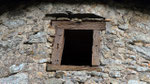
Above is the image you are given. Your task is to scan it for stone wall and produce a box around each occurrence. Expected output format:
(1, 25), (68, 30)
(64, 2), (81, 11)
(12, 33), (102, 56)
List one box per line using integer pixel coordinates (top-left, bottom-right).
(0, 2), (150, 84)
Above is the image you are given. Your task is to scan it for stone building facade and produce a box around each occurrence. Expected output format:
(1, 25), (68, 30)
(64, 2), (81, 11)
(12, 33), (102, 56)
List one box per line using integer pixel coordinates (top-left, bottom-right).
(0, 0), (150, 84)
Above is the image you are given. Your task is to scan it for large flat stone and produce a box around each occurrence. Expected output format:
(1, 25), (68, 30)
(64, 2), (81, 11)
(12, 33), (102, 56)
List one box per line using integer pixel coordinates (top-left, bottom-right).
(0, 73), (28, 84)
(28, 32), (47, 43)
(3, 19), (26, 29)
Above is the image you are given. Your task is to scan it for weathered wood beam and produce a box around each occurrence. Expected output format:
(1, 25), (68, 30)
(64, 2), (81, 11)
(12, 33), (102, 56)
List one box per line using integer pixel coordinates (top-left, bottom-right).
(52, 21), (106, 30)
(92, 30), (101, 66)
(51, 28), (64, 65)
(47, 64), (101, 71)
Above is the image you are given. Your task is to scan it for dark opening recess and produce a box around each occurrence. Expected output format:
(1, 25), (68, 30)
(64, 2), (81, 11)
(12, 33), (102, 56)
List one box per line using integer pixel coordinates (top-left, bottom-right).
(61, 30), (93, 66)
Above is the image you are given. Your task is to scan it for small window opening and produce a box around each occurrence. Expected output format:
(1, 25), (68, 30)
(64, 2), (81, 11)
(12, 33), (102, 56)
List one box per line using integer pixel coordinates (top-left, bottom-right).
(61, 30), (93, 66)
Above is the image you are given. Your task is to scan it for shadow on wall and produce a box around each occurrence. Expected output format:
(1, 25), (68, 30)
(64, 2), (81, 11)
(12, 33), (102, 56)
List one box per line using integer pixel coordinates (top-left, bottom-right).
(0, 0), (150, 15)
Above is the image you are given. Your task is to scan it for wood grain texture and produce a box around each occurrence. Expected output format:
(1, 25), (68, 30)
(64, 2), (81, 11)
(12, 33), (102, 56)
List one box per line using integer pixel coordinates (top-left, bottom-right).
(52, 21), (106, 30)
(92, 30), (101, 66)
(47, 64), (101, 71)
(51, 28), (64, 65)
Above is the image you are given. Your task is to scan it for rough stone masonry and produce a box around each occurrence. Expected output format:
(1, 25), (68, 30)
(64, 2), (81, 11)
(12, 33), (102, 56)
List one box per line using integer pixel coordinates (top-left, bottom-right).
(0, 1), (150, 84)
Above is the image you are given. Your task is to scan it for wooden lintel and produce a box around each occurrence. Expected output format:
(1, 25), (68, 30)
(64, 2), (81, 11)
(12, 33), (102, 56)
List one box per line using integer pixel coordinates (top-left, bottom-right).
(47, 64), (101, 72)
(52, 21), (106, 30)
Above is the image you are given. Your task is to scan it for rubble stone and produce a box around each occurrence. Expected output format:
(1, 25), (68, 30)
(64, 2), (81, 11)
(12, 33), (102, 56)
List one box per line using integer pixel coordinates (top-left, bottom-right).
(0, 1), (150, 84)
(3, 19), (26, 29)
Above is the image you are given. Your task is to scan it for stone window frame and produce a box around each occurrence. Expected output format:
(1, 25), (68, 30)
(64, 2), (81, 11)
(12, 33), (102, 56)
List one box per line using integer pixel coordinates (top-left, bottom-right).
(47, 20), (105, 71)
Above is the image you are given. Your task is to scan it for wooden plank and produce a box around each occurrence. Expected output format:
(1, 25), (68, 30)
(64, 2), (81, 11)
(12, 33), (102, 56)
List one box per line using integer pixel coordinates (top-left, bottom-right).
(51, 28), (64, 65)
(47, 64), (101, 72)
(52, 21), (105, 30)
(92, 30), (101, 66)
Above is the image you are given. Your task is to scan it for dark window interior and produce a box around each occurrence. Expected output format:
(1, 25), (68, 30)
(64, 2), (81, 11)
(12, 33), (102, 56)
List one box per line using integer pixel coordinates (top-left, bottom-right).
(61, 30), (93, 66)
